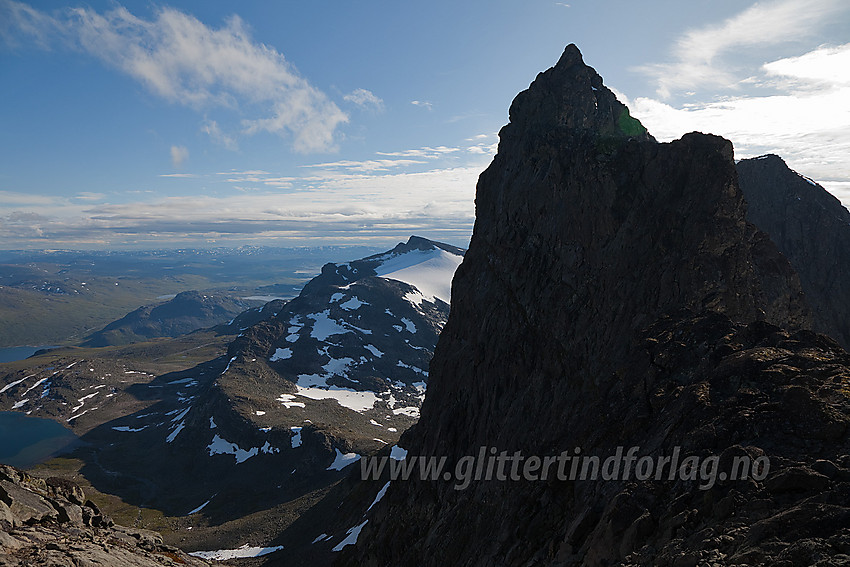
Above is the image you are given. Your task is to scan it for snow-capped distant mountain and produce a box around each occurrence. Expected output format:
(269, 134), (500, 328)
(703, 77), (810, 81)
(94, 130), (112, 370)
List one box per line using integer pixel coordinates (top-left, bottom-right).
(224, 235), (465, 417)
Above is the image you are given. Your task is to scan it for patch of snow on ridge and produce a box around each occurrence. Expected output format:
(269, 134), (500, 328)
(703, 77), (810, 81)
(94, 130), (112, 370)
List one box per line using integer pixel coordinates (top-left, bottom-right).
(332, 520), (368, 551)
(327, 448), (361, 471)
(308, 310), (348, 340)
(277, 394), (306, 409)
(364, 344), (384, 358)
(295, 385), (377, 412)
(207, 434), (259, 463)
(190, 544), (284, 560)
(374, 248), (462, 305)
(340, 296), (368, 310)
(270, 348), (292, 361)
(367, 481), (391, 513)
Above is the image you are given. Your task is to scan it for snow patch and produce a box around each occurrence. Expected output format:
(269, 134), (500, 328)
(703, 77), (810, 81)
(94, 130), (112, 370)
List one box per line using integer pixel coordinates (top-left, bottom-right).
(270, 348), (293, 361)
(327, 448), (361, 471)
(367, 481), (391, 513)
(277, 394), (306, 409)
(290, 426), (302, 448)
(189, 544), (284, 561)
(364, 344), (384, 358)
(340, 296), (368, 310)
(332, 520), (368, 551)
(207, 434), (259, 464)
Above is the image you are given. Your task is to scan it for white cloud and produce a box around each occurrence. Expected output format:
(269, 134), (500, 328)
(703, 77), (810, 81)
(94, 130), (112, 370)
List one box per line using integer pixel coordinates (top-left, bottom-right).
(301, 159), (427, 172)
(344, 88), (384, 111)
(639, 0), (846, 97)
(170, 145), (189, 168)
(763, 43), (850, 89)
(201, 119), (238, 150)
(73, 192), (106, 202)
(411, 100), (433, 110)
(624, 85), (850, 186)
(4, 2), (348, 153)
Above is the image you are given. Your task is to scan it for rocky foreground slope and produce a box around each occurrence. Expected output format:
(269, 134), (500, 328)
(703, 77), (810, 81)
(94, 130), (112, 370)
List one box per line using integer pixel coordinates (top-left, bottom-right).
(0, 464), (210, 566)
(342, 45), (850, 566)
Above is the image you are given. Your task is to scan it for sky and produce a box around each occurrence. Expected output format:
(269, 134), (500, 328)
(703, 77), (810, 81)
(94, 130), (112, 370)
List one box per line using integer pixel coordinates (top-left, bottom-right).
(1, 0), (849, 250)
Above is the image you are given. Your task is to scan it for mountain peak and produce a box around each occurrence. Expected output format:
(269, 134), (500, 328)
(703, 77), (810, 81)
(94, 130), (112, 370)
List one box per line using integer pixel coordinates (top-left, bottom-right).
(503, 43), (652, 144)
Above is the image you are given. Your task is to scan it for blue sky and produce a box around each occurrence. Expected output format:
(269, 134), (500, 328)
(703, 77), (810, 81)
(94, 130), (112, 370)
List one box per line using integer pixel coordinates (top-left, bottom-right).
(1, 0), (849, 250)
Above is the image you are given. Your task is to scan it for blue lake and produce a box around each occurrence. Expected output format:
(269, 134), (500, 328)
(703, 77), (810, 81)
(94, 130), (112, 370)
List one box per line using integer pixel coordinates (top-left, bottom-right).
(0, 411), (79, 469)
(0, 346), (58, 364)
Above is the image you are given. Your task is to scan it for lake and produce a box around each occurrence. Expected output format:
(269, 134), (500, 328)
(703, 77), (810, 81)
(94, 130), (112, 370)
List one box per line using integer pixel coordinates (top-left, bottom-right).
(0, 346), (59, 364)
(0, 411), (79, 469)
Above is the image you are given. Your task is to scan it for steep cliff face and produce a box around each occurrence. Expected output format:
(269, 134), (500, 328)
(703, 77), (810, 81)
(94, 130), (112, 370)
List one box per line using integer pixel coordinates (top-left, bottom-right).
(342, 45), (850, 566)
(738, 154), (850, 350)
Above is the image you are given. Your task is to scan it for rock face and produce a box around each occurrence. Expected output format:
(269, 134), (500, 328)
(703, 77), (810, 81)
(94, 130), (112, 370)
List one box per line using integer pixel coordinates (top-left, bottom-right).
(738, 154), (850, 350)
(342, 45), (850, 566)
(82, 290), (255, 347)
(0, 465), (208, 567)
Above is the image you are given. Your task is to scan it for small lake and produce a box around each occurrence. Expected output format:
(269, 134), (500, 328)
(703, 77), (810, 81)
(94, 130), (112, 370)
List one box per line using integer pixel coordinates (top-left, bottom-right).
(0, 346), (59, 364)
(0, 411), (79, 469)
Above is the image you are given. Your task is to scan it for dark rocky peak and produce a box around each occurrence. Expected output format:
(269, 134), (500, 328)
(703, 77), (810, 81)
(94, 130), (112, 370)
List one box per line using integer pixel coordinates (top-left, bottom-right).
(468, 45), (809, 389)
(501, 44), (653, 150)
(738, 154), (850, 349)
(342, 45), (848, 567)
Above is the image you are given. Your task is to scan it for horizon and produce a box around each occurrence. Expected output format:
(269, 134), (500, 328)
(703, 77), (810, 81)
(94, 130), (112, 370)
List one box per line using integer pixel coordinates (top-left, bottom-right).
(2, 0), (849, 251)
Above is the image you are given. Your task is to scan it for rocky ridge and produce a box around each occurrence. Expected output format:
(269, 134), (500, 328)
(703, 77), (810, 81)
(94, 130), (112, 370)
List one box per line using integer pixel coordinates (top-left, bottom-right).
(737, 154), (850, 350)
(341, 45), (850, 566)
(0, 464), (210, 566)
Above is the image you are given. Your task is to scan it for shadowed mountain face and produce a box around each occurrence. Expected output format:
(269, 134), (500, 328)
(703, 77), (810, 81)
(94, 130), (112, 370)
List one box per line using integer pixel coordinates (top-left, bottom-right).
(342, 45), (850, 566)
(82, 291), (257, 347)
(738, 154), (850, 350)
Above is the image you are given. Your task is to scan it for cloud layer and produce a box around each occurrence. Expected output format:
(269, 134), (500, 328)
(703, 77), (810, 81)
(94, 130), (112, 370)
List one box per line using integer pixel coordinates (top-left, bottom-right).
(2, 1), (348, 153)
(626, 1), (850, 196)
(638, 0), (846, 98)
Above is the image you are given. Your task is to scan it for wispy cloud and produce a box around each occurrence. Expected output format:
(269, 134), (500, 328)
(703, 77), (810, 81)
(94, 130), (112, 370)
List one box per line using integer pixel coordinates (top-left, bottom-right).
(411, 100), (433, 111)
(621, 67), (850, 189)
(344, 88), (384, 111)
(301, 159), (427, 172)
(201, 119), (238, 150)
(638, 0), (846, 98)
(2, 1), (348, 153)
(72, 192), (106, 202)
(763, 43), (850, 89)
(170, 145), (189, 168)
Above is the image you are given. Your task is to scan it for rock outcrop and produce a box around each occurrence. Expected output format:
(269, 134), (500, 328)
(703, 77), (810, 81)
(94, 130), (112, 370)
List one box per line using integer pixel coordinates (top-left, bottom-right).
(0, 465), (209, 566)
(341, 45), (850, 566)
(738, 154), (850, 350)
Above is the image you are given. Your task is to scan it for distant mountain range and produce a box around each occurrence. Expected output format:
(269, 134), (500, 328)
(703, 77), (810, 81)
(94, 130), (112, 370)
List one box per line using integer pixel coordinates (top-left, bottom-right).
(81, 291), (260, 347)
(0, 236), (463, 563)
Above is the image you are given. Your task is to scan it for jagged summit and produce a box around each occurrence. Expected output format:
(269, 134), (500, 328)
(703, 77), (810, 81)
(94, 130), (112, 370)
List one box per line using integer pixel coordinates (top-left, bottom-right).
(502, 43), (653, 146)
(344, 46), (850, 567)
